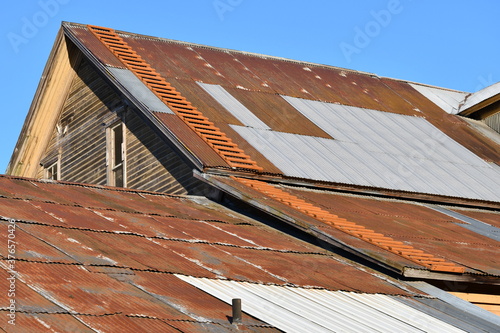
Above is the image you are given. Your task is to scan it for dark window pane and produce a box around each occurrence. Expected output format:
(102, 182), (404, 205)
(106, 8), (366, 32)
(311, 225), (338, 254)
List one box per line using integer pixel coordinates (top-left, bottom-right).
(113, 125), (123, 165)
(114, 165), (123, 187)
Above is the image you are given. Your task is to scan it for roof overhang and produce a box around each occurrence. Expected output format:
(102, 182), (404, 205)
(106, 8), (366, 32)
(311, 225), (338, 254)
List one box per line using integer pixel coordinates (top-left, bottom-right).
(459, 82), (500, 119)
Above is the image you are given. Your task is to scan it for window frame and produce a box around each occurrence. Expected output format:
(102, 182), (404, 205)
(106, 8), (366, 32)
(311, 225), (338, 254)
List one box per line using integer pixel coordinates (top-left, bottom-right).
(107, 122), (126, 187)
(44, 160), (60, 181)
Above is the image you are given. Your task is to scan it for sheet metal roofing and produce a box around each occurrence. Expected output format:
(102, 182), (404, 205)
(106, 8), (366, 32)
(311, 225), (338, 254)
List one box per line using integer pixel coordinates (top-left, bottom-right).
(0, 175), (435, 331)
(179, 276), (495, 333)
(203, 174), (500, 278)
(63, 22), (500, 203)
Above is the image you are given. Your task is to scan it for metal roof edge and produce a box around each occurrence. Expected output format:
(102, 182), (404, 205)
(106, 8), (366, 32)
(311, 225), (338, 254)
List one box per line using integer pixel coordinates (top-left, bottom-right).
(201, 168), (500, 211)
(0, 173), (193, 199)
(395, 79), (470, 95)
(459, 81), (500, 117)
(61, 22), (382, 79)
(408, 281), (500, 328)
(403, 267), (500, 284)
(62, 23), (206, 172)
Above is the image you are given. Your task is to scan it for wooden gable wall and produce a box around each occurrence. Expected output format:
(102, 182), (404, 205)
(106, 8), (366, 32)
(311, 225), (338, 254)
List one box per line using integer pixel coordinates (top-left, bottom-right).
(38, 57), (209, 195)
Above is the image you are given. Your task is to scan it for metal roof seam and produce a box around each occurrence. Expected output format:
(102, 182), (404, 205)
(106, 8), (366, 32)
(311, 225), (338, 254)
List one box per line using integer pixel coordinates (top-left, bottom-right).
(3, 194), (246, 223)
(9, 218), (342, 255)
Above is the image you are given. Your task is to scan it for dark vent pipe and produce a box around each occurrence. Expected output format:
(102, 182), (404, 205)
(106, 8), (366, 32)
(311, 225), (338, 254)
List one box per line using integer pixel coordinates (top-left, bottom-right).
(232, 298), (242, 324)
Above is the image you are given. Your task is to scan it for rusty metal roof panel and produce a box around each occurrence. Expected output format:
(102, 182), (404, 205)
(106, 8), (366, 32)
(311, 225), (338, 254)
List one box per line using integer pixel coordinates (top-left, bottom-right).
(1, 175), (439, 330)
(189, 46), (276, 94)
(203, 174), (500, 276)
(66, 24), (500, 200)
(0, 175), (417, 283)
(75, 315), (179, 333)
(451, 208), (500, 228)
(197, 82), (271, 130)
(426, 205), (500, 242)
(0, 222), (76, 264)
(2, 313), (96, 332)
(0, 267), (65, 314)
(64, 23), (124, 68)
(14, 261), (193, 318)
(279, 185), (500, 275)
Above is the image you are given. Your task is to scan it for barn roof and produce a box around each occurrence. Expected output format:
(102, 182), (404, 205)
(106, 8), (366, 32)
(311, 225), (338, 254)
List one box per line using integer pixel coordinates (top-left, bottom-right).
(61, 22), (500, 204)
(1, 175), (498, 332)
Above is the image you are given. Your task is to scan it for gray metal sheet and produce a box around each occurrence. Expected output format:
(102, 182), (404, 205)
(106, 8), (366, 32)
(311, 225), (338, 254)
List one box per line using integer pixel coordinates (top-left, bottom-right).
(485, 112), (500, 133)
(231, 96), (500, 202)
(106, 67), (173, 114)
(426, 205), (500, 242)
(178, 275), (468, 333)
(393, 295), (500, 333)
(197, 82), (270, 130)
(410, 83), (467, 114)
(408, 282), (500, 329)
(460, 81), (500, 113)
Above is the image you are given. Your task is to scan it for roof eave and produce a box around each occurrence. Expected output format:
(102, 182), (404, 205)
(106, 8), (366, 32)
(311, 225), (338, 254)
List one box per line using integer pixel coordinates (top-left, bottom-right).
(404, 267), (500, 285)
(459, 82), (500, 119)
(200, 167), (500, 210)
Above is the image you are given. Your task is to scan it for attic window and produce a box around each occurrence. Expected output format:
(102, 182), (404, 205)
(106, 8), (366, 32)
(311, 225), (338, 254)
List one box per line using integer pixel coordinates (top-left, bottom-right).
(107, 122), (126, 187)
(45, 161), (59, 181)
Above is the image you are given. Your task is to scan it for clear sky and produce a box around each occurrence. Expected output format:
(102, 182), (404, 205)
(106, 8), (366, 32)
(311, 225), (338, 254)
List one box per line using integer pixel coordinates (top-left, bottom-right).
(1, 0), (499, 173)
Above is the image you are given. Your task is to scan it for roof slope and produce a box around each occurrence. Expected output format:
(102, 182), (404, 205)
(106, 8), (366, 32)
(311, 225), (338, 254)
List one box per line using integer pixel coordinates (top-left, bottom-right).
(202, 174), (500, 281)
(1, 175), (498, 332)
(0, 175), (422, 331)
(62, 22), (500, 203)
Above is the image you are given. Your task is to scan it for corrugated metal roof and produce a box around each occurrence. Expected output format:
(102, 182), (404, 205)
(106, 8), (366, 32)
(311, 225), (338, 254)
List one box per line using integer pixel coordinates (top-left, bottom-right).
(1, 175), (431, 331)
(63, 22), (500, 203)
(107, 67), (174, 114)
(177, 276), (474, 333)
(277, 96), (500, 202)
(459, 81), (500, 113)
(409, 83), (468, 114)
(231, 114), (500, 203)
(426, 205), (500, 242)
(197, 82), (271, 130)
(408, 281), (500, 331)
(202, 174), (500, 277)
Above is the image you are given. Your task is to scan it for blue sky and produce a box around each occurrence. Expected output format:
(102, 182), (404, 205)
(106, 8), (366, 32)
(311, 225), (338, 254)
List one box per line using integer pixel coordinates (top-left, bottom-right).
(1, 0), (499, 173)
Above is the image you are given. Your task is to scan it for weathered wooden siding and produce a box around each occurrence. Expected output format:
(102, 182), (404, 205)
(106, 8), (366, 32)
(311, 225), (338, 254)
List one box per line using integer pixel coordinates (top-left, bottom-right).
(38, 58), (117, 184)
(39, 59), (209, 195)
(125, 110), (209, 195)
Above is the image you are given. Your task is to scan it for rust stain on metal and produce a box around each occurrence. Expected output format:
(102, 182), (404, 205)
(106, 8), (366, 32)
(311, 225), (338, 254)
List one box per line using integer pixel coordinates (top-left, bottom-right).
(233, 177), (466, 274)
(86, 24), (262, 172)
